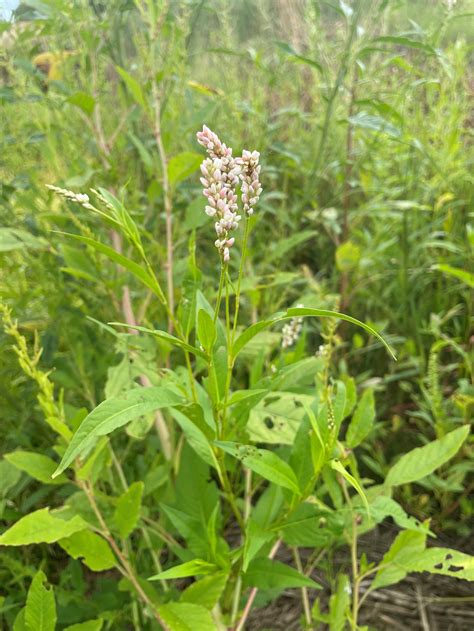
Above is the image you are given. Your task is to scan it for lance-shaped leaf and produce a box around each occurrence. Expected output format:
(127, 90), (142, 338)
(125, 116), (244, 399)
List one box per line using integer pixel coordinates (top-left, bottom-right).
(113, 481), (144, 538)
(331, 459), (370, 516)
(5, 451), (67, 485)
(157, 603), (215, 631)
(215, 441), (300, 494)
(53, 387), (183, 477)
(346, 388), (375, 448)
(56, 233), (165, 301)
(385, 425), (470, 487)
(109, 323), (208, 360)
(149, 559), (218, 581)
(0, 508), (87, 546)
(243, 558), (321, 590)
(25, 571), (56, 631)
(233, 308), (395, 360)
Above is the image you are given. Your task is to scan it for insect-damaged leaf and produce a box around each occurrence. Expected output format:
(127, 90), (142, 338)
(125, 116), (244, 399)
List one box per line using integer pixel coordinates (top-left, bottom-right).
(214, 442), (300, 494)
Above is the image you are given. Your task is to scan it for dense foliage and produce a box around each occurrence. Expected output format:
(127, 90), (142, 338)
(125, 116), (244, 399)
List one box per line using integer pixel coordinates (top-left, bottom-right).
(0, 1), (472, 630)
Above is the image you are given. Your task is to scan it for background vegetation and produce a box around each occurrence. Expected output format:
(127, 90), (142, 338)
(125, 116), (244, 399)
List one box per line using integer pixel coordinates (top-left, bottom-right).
(0, 0), (472, 629)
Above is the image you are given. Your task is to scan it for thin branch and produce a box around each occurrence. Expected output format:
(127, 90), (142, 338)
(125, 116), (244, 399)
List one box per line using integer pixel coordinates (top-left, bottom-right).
(234, 539), (282, 631)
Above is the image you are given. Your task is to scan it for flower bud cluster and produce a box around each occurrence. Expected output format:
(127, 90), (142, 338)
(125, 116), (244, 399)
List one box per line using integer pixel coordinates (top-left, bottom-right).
(197, 125), (263, 262)
(46, 184), (94, 210)
(197, 125), (242, 262)
(281, 304), (304, 349)
(236, 149), (262, 216)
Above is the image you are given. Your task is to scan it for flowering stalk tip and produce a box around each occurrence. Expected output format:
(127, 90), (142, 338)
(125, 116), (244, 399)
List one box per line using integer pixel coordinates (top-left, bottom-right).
(196, 125), (262, 261)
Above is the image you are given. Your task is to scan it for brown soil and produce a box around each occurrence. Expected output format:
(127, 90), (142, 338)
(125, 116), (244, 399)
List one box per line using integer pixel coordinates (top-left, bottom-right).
(246, 526), (474, 631)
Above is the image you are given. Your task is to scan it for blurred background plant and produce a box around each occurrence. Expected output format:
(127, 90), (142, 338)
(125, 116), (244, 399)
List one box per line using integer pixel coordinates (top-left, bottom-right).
(1, 0), (472, 628)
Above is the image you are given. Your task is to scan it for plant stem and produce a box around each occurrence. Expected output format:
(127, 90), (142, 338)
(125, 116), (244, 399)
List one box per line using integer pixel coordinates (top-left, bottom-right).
(230, 469), (252, 627)
(232, 217), (250, 343)
(80, 480), (169, 629)
(304, 0), (362, 205)
(214, 263), (226, 324)
(342, 481), (359, 630)
(293, 547), (313, 629)
(234, 539), (282, 631)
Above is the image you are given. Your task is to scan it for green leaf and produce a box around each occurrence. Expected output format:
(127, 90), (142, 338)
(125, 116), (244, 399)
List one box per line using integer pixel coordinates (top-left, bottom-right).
(399, 547), (474, 581)
(227, 389), (267, 407)
(335, 241), (361, 272)
(169, 407), (218, 469)
(58, 530), (116, 571)
(57, 233), (165, 300)
(373, 35), (435, 54)
(168, 152), (202, 186)
(181, 573), (228, 609)
(53, 387), (183, 477)
(329, 574), (350, 631)
(367, 496), (432, 534)
(276, 41), (323, 73)
(342, 376), (357, 419)
(13, 609), (27, 631)
(5, 452), (67, 485)
(0, 460), (21, 497)
(110, 323), (208, 360)
(116, 66), (147, 109)
(113, 481), (144, 538)
(197, 309), (216, 353)
(385, 425), (470, 487)
(243, 558), (321, 590)
(0, 228), (44, 252)
(330, 460), (370, 516)
(247, 392), (315, 445)
(348, 112), (401, 138)
(434, 264), (474, 288)
(64, 620), (104, 631)
(67, 92), (95, 115)
(346, 388), (375, 448)
(149, 559), (218, 581)
(242, 520), (275, 571)
(267, 230), (317, 263)
(24, 571), (56, 631)
(0, 509), (87, 546)
(157, 602), (215, 631)
(233, 308), (395, 361)
(215, 442), (300, 494)
(372, 530), (426, 590)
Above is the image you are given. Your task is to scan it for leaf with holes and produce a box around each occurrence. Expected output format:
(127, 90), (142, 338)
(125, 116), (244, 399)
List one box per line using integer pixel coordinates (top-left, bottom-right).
(215, 442), (300, 494)
(247, 392), (315, 444)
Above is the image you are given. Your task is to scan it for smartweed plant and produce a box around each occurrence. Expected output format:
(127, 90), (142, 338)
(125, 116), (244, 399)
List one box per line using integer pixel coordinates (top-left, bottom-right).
(1, 127), (472, 631)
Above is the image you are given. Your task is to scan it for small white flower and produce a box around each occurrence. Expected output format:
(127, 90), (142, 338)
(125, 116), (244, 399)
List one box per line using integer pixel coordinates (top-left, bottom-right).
(281, 304), (304, 349)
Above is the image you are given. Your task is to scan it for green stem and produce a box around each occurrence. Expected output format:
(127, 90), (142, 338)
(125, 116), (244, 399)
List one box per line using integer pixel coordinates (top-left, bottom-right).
(214, 263), (226, 324)
(232, 217), (250, 344)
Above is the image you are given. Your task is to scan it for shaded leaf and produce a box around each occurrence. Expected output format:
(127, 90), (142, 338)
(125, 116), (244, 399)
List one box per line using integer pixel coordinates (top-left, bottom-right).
(244, 558), (321, 590)
(346, 388), (375, 448)
(385, 426), (470, 487)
